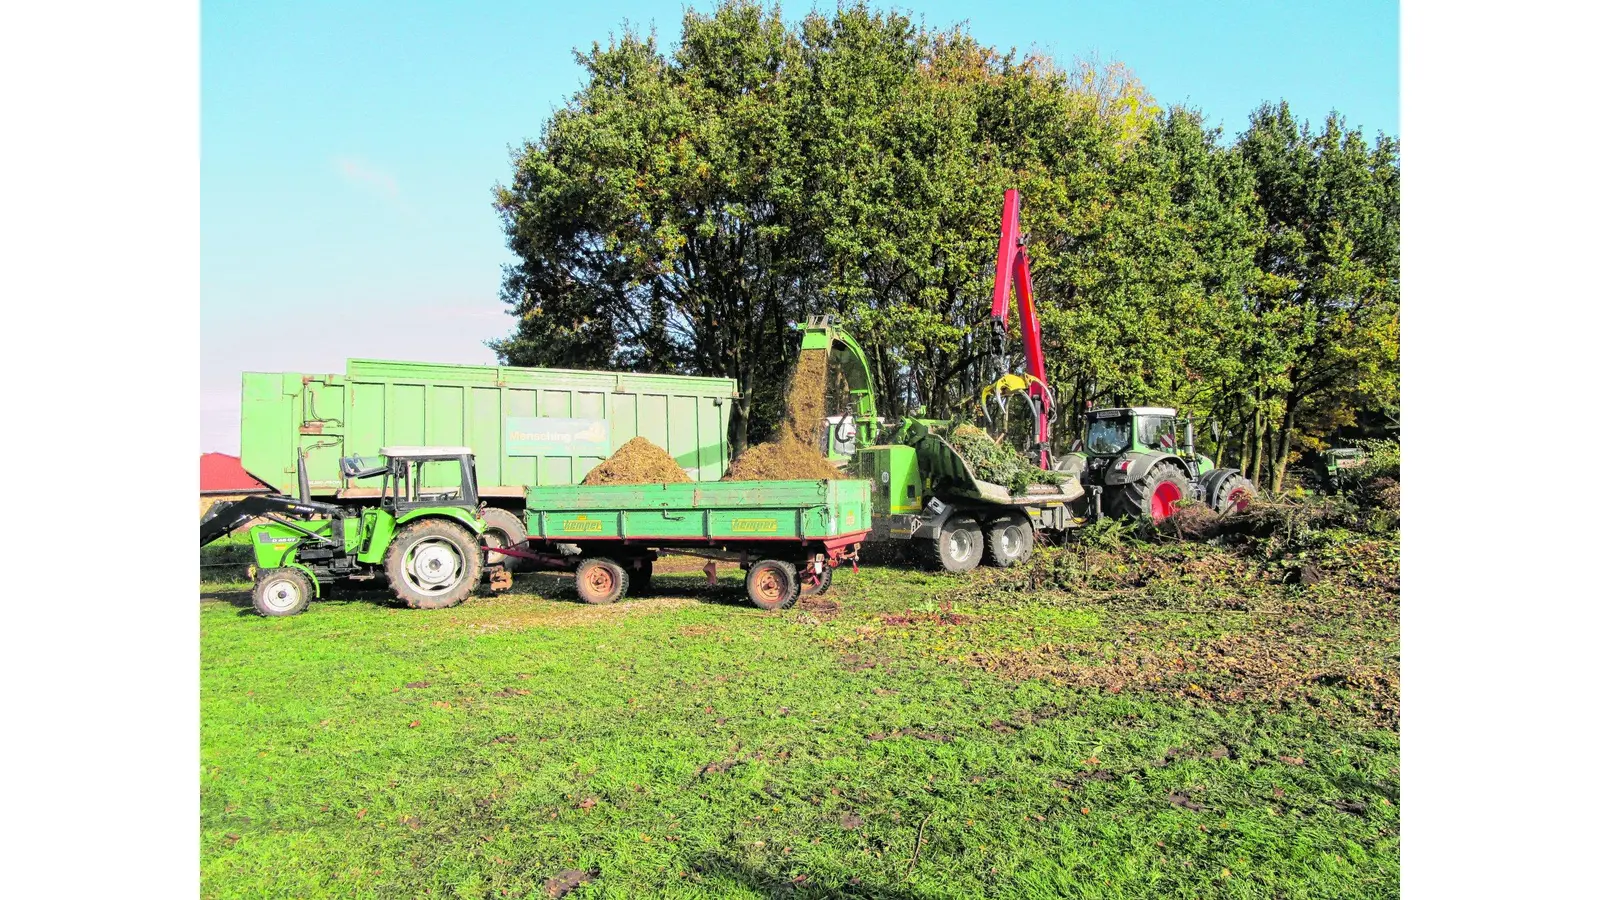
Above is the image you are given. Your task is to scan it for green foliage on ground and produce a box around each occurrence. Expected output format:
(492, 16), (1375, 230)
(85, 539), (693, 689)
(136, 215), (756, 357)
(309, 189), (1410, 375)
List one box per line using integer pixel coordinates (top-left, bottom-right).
(492, 0), (1399, 476)
(202, 515), (1398, 898)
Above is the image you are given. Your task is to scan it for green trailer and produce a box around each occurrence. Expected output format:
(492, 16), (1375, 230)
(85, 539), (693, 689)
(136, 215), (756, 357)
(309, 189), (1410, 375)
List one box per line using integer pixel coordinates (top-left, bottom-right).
(497, 479), (873, 611)
(238, 358), (739, 564)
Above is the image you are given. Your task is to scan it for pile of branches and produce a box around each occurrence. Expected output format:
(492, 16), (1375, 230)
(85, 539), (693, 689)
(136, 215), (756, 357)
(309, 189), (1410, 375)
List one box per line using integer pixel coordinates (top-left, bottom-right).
(945, 424), (1066, 494)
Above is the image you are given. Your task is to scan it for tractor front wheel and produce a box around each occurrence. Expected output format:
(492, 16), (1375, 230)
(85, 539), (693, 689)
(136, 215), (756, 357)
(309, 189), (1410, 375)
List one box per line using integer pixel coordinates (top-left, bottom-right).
(1107, 462), (1192, 523)
(384, 519), (483, 610)
(252, 568), (313, 617)
(1209, 472), (1254, 515)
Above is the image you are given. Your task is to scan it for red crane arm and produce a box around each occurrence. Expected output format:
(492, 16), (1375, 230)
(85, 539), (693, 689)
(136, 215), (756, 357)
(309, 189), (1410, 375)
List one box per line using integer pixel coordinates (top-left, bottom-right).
(989, 188), (1052, 466)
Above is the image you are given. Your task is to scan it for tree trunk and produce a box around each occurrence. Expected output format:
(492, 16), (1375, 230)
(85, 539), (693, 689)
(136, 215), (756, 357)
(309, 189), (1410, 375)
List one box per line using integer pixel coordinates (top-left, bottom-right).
(1248, 402), (1265, 487)
(1270, 402), (1298, 492)
(730, 395), (750, 458)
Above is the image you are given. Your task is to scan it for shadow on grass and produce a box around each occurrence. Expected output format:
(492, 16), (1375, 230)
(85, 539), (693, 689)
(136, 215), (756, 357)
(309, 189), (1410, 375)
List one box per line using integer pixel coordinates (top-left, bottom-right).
(201, 582), (403, 617)
(516, 569), (755, 609)
(692, 853), (928, 899)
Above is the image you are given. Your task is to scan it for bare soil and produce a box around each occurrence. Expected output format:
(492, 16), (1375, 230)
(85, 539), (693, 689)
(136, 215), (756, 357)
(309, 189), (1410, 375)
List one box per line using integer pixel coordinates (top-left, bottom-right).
(582, 437), (691, 485)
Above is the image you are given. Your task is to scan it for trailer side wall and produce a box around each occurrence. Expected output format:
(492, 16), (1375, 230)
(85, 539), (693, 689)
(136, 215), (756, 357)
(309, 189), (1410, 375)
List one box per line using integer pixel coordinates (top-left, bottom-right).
(240, 360), (737, 504)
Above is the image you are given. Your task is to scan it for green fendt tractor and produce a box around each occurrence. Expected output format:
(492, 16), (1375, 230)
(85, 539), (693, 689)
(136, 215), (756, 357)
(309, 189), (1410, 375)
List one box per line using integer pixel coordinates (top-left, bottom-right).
(200, 447), (487, 616)
(1053, 408), (1253, 521)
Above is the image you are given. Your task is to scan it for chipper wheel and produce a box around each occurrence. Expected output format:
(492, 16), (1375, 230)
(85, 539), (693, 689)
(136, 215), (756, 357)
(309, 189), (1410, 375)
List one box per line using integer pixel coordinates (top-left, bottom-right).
(252, 568), (314, 617)
(799, 562), (834, 598)
(1208, 471), (1254, 515)
(1106, 461), (1191, 523)
(927, 514), (983, 573)
(384, 519), (483, 610)
(984, 512), (1035, 568)
(575, 557), (629, 605)
(480, 507), (528, 574)
(745, 559), (801, 611)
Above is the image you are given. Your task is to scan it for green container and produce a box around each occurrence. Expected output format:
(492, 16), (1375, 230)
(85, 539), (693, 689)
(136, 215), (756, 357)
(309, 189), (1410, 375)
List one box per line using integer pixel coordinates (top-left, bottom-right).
(524, 479), (872, 544)
(239, 359), (738, 503)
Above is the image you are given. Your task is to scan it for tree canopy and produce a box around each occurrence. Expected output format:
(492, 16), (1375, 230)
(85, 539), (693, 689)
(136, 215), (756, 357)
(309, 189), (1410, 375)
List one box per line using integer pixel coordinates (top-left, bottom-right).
(493, 1), (1398, 487)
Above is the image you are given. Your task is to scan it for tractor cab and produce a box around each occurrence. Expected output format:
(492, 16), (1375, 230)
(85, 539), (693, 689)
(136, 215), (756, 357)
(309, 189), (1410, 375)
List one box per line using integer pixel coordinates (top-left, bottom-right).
(1081, 407), (1188, 459)
(340, 446), (481, 514)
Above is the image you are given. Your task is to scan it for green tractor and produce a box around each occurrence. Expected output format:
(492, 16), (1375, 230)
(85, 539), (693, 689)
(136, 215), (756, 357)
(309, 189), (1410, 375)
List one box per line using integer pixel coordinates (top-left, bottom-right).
(1054, 407), (1253, 522)
(200, 446), (488, 616)
(1319, 447), (1370, 491)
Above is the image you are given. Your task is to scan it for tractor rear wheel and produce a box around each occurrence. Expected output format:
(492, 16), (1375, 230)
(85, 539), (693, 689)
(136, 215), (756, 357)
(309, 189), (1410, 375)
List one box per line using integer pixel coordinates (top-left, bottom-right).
(932, 515), (983, 573)
(1209, 472), (1254, 515)
(984, 513), (1035, 567)
(1107, 461), (1191, 523)
(575, 557), (629, 604)
(384, 519), (483, 610)
(480, 508), (528, 574)
(252, 568), (313, 617)
(745, 559), (800, 611)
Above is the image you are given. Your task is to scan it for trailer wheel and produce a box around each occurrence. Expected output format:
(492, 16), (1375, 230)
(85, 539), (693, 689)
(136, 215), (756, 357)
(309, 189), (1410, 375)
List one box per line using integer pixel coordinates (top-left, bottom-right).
(480, 508), (528, 574)
(384, 519), (483, 610)
(575, 557), (629, 604)
(252, 568), (313, 617)
(617, 557), (654, 595)
(746, 559), (800, 611)
(984, 513), (1035, 567)
(933, 515), (983, 573)
(800, 562), (834, 598)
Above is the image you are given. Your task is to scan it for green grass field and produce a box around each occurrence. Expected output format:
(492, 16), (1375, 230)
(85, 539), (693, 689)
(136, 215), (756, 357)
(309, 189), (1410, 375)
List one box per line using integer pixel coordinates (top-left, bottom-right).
(201, 530), (1398, 899)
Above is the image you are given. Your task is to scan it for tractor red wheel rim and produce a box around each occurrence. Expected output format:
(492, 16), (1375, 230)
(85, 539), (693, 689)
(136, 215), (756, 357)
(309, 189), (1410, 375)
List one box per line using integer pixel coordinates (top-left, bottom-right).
(753, 569), (784, 603)
(585, 567), (615, 594)
(1227, 487), (1251, 512)
(1151, 481), (1183, 521)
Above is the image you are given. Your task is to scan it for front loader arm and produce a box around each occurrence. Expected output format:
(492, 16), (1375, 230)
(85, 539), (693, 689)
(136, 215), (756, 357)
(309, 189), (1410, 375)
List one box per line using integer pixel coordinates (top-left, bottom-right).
(989, 189), (1053, 467)
(200, 494), (344, 547)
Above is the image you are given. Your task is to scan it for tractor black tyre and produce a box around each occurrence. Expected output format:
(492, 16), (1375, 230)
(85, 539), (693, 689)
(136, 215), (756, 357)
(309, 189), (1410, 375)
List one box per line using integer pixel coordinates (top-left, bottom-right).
(383, 519), (483, 610)
(575, 557), (629, 605)
(1105, 461), (1192, 523)
(746, 559), (801, 610)
(984, 513), (1035, 568)
(252, 568), (314, 617)
(1208, 471), (1255, 515)
(934, 515), (984, 573)
(799, 563), (834, 597)
(480, 507), (528, 574)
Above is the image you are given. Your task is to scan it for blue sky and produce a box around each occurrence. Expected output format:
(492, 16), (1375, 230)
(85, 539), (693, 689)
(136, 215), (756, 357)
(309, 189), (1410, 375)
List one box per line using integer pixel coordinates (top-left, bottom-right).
(201, 0), (1398, 453)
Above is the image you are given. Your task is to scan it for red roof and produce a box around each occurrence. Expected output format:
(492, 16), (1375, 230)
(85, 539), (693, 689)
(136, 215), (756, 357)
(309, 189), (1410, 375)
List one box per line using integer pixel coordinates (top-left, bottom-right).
(201, 453), (275, 494)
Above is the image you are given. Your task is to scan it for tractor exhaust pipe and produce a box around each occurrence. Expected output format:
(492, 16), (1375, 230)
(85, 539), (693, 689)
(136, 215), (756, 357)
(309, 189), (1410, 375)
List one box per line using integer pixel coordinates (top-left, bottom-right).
(297, 450), (312, 503)
(1185, 420), (1195, 460)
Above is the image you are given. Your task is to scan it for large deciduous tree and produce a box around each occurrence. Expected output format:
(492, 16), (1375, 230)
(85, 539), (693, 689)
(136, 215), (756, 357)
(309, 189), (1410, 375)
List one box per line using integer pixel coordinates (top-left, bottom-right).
(492, 1), (1399, 484)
